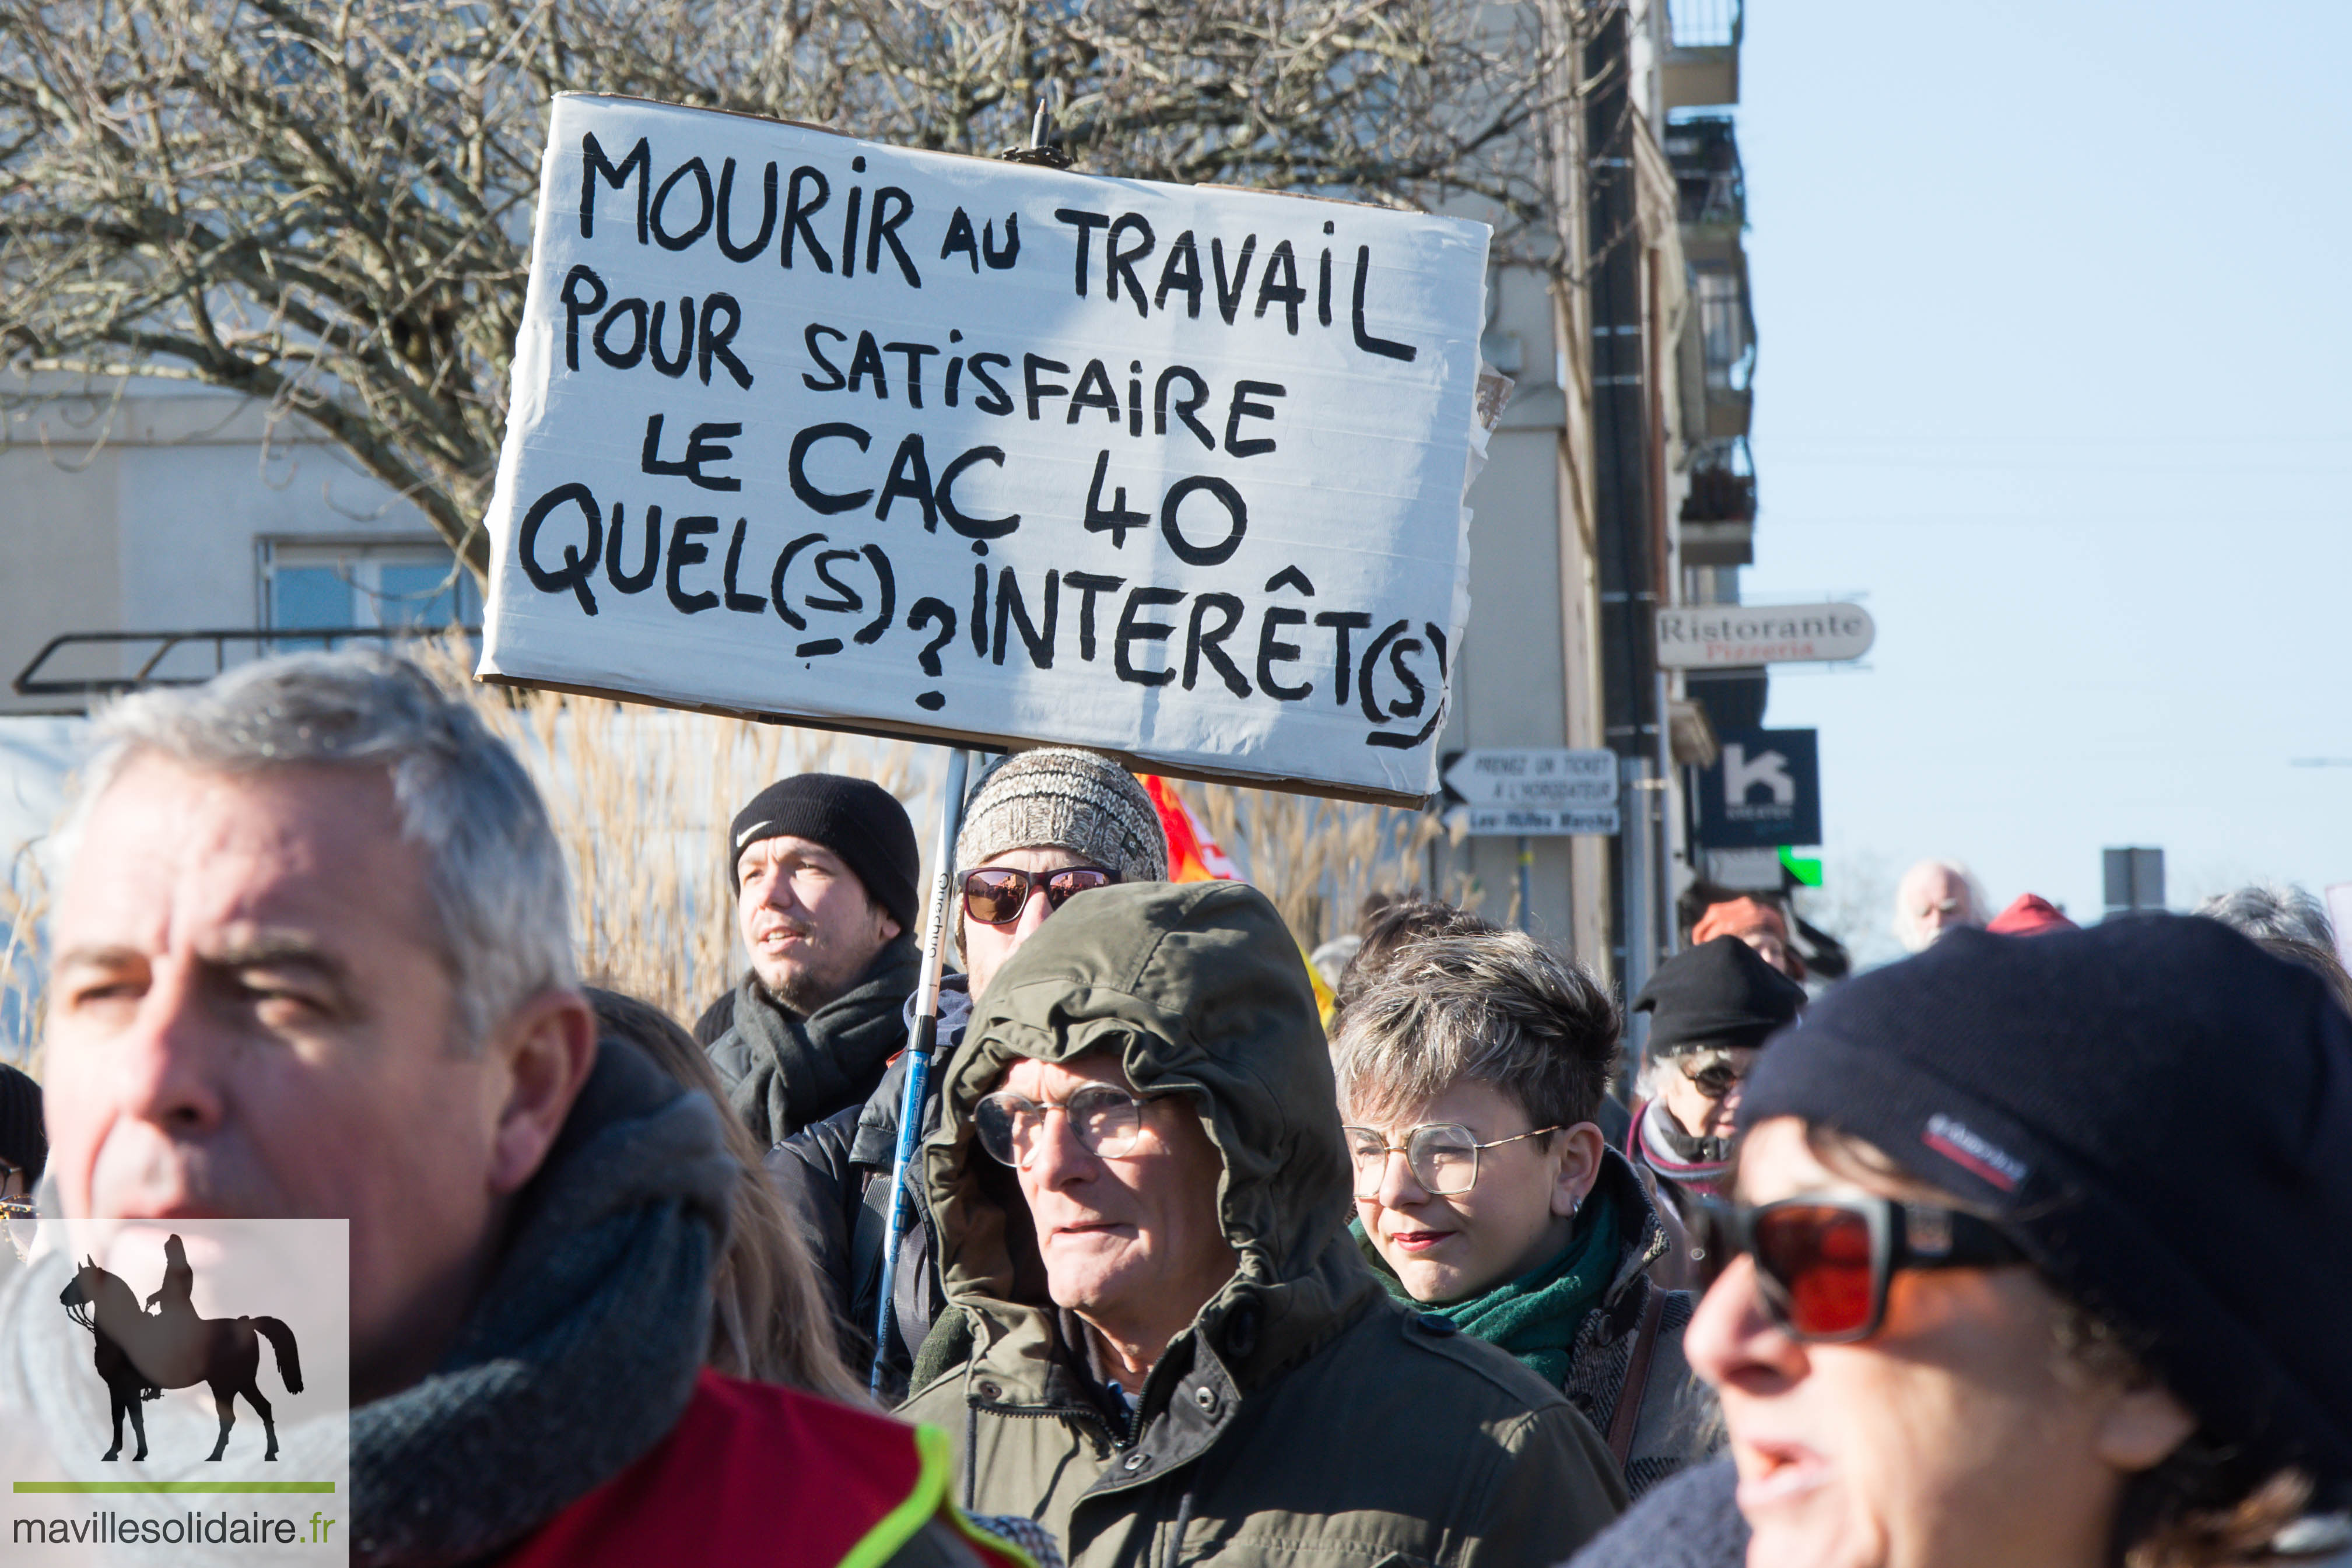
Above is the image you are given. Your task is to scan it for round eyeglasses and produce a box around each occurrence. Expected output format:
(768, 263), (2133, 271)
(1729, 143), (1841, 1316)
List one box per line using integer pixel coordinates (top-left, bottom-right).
(961, 865), (1119, 927)
(1341, 1122), (1566, 1198)
(975, 1083), (1166, 1167)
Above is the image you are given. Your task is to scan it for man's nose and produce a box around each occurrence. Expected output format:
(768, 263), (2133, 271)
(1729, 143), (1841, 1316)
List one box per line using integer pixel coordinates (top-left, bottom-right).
(113, 966), (229, 1136)
(1011, 884), (1057, 941)
(1024, 1105), (1098, 1188)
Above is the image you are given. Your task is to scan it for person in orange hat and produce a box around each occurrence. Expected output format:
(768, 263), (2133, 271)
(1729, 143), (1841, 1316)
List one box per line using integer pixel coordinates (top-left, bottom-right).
(1688, 897), (1804, 982)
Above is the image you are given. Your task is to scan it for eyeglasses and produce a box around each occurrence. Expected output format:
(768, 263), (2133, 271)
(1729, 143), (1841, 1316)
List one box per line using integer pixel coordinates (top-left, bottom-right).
(1689, 1194), (2027, 1342)
(1341, 1122), (1566, 1199)
(960, 866), (1119, 927)
(975, 1083), (1166, 1166)
(0, 1198), (31, 1222)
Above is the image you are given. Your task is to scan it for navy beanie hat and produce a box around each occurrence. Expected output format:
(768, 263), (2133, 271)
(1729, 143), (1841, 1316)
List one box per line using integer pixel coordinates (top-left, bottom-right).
(1740, 916), (2352, 1484)
(0, 1062), (44, 1190)
(728, 774), (920, 934)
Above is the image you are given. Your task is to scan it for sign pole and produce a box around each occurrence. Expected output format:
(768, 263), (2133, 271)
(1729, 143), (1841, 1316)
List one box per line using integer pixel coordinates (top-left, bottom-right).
(870, 744), (971, 1395)
(1516, 836), (1533, 931)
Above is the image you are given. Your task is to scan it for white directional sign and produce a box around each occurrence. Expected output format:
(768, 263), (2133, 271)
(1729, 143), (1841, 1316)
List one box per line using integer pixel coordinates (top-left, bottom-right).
(1655, 602), (1875, 669)
(1442, 748), (1619, 836)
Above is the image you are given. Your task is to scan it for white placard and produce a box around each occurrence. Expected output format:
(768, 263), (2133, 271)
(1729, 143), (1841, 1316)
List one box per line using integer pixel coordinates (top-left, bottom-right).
(477, 94), (1492, 804)
(1655, 602), (1876, 668)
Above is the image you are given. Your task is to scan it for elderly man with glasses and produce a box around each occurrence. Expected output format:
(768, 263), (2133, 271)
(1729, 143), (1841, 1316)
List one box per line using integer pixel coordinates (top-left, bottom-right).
(898, 880), (1624, 1568)
(770, 748), (1168, 1399)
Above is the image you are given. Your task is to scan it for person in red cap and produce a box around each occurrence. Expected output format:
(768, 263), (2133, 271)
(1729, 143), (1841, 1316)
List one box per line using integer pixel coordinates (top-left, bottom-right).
(1985, 893), (2077, 935)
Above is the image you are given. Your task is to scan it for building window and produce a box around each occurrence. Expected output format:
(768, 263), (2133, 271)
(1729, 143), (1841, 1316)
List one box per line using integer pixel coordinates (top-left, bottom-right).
(1694, 266), (1755, 393)
(260, 539), (480, 634)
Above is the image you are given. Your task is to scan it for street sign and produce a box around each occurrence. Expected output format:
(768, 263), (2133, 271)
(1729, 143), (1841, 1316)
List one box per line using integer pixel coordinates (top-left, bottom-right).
(1462, 805), (1621, 836)
(1695, 728), (1820, 849)
(1656, 603), (1874, 669)
(1442, 748), (1619, 836)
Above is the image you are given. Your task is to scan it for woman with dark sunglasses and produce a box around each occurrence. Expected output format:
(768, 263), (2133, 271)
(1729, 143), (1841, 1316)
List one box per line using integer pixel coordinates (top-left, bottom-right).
(766, 748), (1168, 1401)
(1576, 915), (2352, 1568)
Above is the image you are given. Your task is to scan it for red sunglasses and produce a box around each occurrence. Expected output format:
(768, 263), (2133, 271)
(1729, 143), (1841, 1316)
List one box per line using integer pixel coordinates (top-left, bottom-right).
(1689, 1194), (2026, 1342)
(959, 865), (1118, 927)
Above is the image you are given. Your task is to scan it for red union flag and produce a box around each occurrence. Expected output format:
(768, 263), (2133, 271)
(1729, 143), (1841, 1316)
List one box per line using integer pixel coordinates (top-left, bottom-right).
(1140, 775), (1238, 883)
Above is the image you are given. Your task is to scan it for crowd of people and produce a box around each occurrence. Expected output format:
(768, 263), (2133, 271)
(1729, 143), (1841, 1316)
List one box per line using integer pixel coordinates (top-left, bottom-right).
(0, 646), (2345, 1568)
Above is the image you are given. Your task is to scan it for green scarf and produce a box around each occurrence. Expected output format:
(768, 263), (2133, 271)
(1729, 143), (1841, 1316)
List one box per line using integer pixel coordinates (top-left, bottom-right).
(1356, 1186), (1619, 1387)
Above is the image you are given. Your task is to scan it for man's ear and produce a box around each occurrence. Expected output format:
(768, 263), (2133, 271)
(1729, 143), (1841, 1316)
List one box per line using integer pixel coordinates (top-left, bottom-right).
(2094, 1382), (2197, 1474)
(484, 988), (599, 1197)
(1551, 1121), (1607, 1218)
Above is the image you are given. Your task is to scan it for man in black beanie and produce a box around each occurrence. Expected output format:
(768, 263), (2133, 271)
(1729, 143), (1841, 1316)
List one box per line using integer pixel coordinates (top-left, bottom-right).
(703, 774), (925, 1145)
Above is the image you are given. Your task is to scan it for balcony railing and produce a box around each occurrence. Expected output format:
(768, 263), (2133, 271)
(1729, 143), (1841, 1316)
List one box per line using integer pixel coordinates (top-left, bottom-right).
(1681, 439), (1757, 524)
(1667, 0), (1743, 50)
(15, 626), (479, 701)
(1664, 113), (1745, 230)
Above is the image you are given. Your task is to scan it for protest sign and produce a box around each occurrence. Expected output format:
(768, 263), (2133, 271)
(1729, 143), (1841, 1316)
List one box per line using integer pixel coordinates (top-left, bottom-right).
(478, 94), (1492, 804)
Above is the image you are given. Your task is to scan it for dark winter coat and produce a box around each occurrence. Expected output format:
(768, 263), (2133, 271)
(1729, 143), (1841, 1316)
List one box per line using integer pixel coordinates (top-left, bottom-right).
(898, 881), (1627, 1568)
(767, 976), (973, 1399)
(706, 935), (923, 1145)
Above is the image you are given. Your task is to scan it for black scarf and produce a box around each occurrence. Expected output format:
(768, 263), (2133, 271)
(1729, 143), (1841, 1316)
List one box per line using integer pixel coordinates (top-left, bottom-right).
(350, 1040), (735, 1567)
(727, 935), (923, 1144)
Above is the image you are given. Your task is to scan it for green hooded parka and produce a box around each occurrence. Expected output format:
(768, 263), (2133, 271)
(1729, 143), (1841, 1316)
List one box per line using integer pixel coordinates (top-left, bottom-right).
(899, 881), (1626, 1568)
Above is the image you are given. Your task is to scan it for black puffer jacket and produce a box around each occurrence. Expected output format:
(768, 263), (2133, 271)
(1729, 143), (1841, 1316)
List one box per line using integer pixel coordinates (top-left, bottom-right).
(766, 976), (972, 1401)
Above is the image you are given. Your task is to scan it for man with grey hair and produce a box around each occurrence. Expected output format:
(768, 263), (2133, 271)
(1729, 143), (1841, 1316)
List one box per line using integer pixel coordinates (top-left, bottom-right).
(14, 650), (997, 1567)
(770, 746), (1168, 1398)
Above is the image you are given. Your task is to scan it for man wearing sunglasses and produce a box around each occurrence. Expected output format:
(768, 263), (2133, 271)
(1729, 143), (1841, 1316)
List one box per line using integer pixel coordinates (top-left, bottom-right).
(770, 748), (1167, 1399)
(899, 880), (1625, 1568)
(1625, 936), (1807, 1281)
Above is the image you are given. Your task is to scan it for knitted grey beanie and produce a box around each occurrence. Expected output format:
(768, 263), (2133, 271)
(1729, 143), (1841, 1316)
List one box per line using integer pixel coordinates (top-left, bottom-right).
(955, 749), (1169, 883)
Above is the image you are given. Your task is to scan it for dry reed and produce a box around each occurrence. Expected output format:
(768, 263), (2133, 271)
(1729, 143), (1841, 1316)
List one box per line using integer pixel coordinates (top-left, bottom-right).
(0, 639), (1459, 1060)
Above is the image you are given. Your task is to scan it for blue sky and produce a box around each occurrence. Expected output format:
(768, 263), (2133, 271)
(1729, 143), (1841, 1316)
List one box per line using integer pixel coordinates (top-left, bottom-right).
(1734, 0), (2352, 951)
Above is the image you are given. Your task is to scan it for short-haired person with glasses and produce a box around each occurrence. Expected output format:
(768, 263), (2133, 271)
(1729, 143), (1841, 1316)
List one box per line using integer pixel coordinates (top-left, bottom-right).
(770, 748), (1167, 1399)
(1572, 917), (2352, 1568)
(900, 880), (1625, 1568)
(1330, 931), (1719, 1499)
(1624, 936), (1808, 1288)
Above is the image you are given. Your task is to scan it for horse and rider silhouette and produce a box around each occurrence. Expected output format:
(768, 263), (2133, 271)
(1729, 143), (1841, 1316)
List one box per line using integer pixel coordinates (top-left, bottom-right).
(58, 1234), (303, 1463)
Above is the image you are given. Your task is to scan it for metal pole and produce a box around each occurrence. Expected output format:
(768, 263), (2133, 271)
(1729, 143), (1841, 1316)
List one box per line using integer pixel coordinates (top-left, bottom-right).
(1655, 668), (1676, 960)
(870, 745), (970, 1395)
(1620, 753), (1654, 1062)
(1516, 835), (1533, 931)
